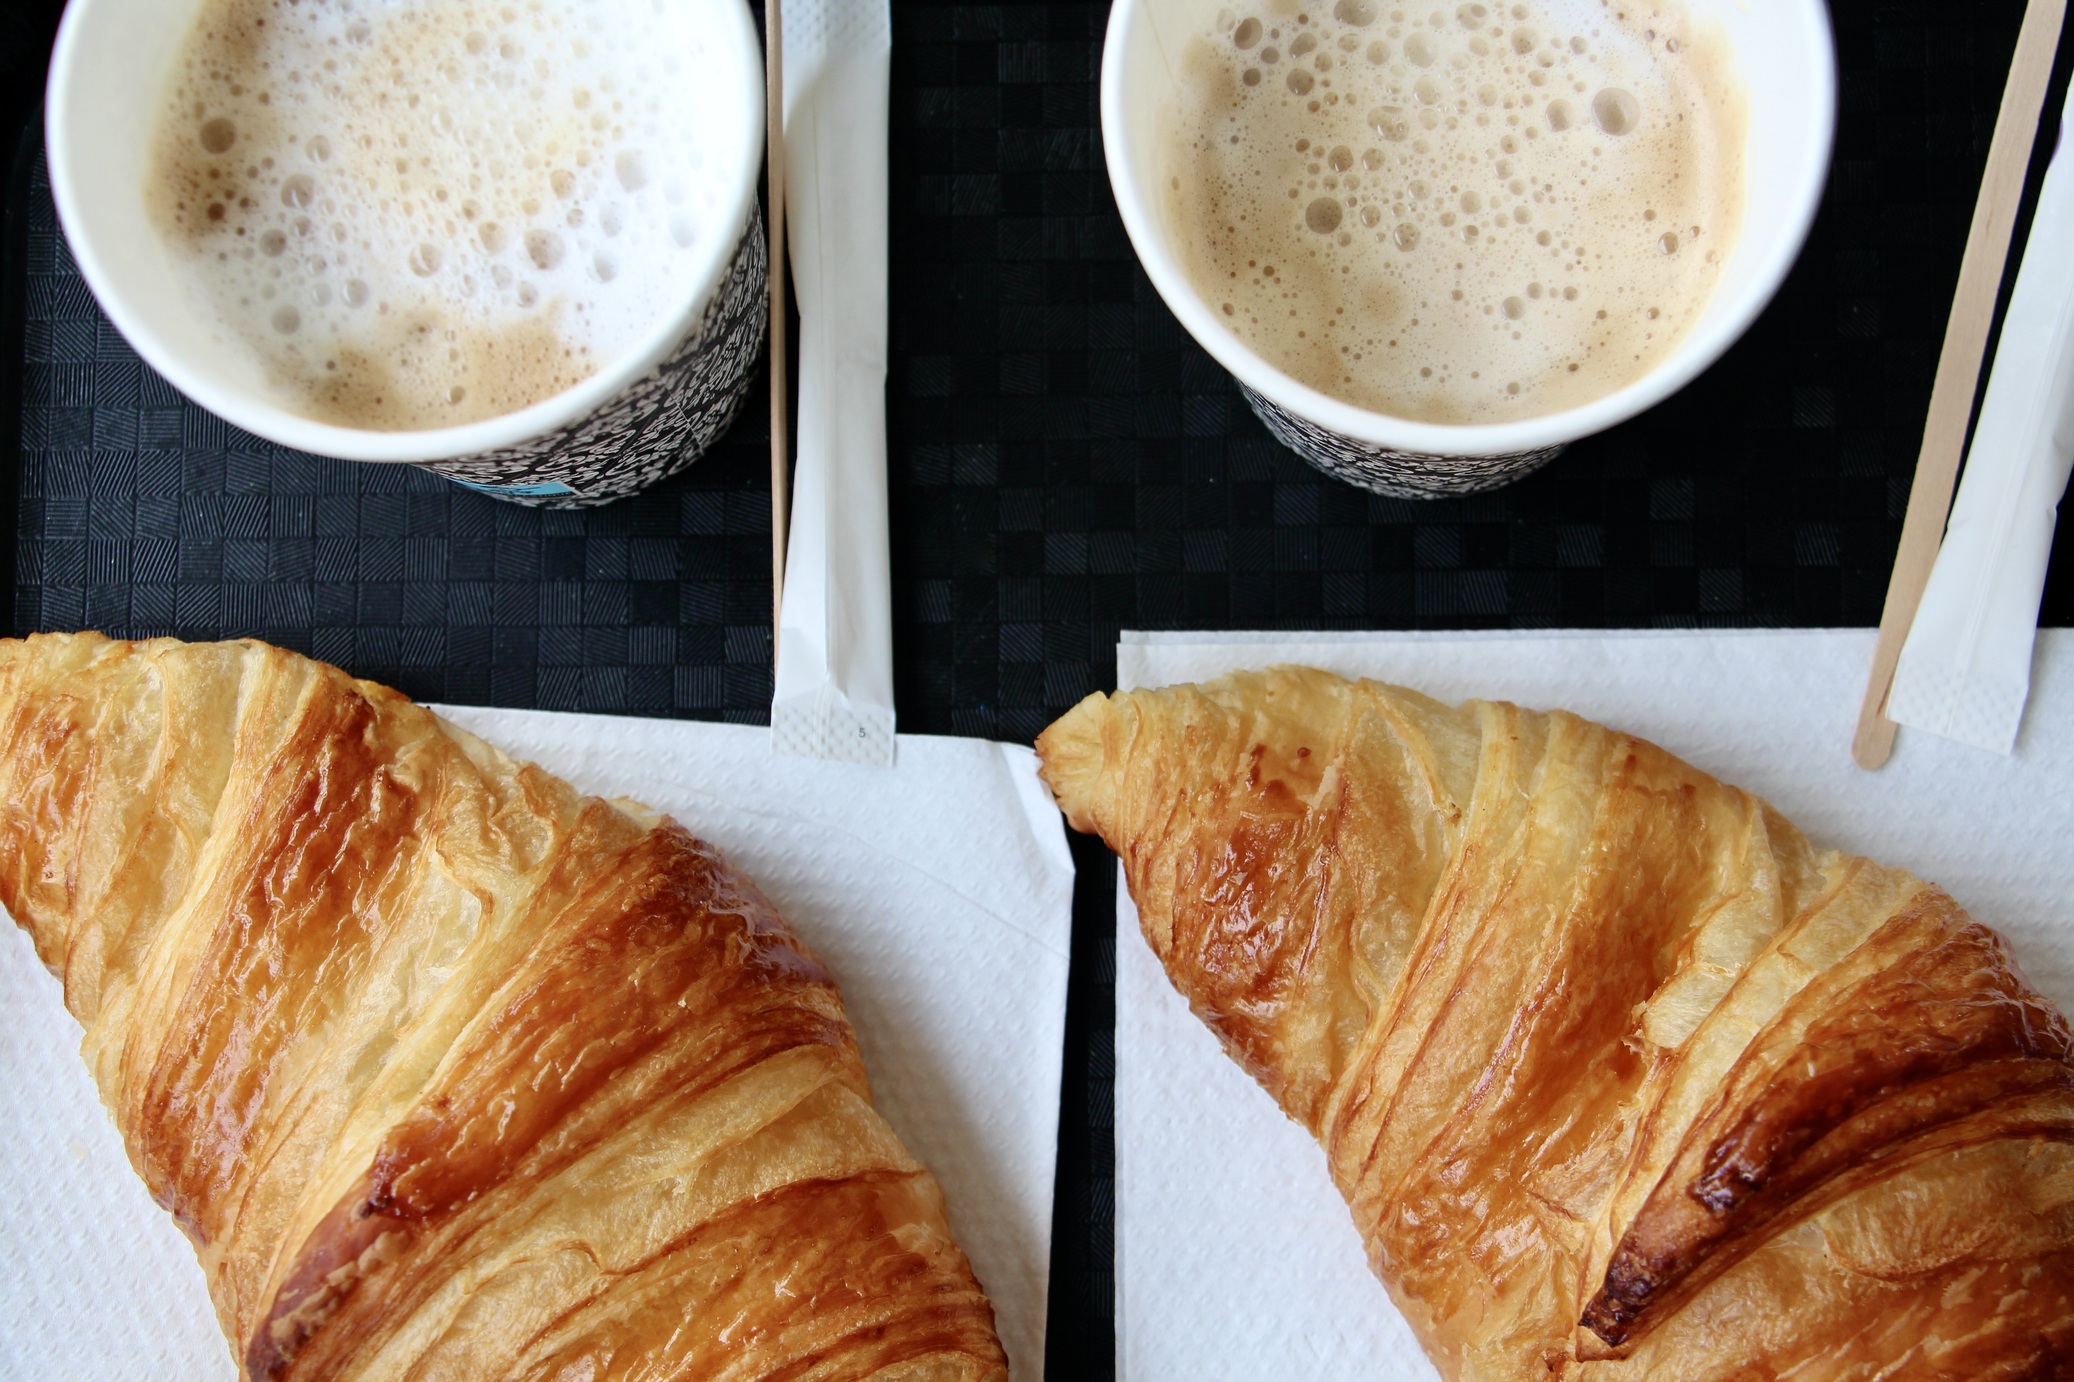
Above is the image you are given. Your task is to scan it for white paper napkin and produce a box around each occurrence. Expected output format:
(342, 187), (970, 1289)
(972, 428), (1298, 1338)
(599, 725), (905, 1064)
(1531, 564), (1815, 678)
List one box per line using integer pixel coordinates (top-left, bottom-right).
(1, 712), (1073, 1382)
(1114, 628), (2074, 1382)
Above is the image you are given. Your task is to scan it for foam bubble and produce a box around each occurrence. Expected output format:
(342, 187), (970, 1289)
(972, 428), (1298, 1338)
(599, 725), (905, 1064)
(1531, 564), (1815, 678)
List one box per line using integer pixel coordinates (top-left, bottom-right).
(525, 229), (566, 270)
(1592, 86), (1640, 135)
(1305, 198), (1344, 233)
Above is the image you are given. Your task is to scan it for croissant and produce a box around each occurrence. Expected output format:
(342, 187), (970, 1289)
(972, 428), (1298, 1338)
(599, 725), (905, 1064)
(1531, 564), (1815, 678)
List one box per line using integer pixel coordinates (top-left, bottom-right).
(1038, 665), (2074, 1380)
(0, 631), (1007, 1382)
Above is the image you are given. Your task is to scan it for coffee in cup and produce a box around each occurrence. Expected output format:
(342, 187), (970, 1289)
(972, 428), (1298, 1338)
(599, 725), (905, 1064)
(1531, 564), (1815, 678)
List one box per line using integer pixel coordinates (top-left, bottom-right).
(1161, 0), (1744, 424)
(49, 0), (766, 505)
(144, 0), (728, 432)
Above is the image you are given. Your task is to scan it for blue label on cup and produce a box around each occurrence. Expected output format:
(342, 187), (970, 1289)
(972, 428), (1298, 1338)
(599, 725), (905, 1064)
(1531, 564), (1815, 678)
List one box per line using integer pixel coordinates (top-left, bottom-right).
(446, 478), (577, 498)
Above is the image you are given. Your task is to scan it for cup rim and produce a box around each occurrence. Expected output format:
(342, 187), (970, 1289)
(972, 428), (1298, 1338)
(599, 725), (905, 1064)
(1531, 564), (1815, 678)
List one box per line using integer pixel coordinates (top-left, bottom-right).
(44, 0), (765, 464)
(1099, 0), (1838, 459)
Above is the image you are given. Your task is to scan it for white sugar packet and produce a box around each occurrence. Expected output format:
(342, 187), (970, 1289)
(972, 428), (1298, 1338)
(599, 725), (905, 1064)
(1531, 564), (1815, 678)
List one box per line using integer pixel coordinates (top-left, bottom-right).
(1888, 81), (2074, 753)
(1, 712), (1072, 1382)
(770, 0), (898, 765)
(1113, 628), (2074, 1382)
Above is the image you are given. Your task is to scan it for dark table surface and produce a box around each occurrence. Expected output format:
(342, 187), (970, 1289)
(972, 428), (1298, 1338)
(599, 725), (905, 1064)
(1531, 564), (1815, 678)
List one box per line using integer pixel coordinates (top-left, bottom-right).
(7, 0), (2074, 1374)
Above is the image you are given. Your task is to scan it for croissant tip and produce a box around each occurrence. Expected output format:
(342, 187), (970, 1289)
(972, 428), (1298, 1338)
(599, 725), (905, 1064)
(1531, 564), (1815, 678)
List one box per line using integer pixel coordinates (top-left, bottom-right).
(1035, 690), (1115, 835)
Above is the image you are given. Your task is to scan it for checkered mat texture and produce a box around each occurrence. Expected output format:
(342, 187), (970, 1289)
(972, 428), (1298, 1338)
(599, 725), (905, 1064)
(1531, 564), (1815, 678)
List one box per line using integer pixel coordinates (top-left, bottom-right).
(10, 1), (2074, 1374)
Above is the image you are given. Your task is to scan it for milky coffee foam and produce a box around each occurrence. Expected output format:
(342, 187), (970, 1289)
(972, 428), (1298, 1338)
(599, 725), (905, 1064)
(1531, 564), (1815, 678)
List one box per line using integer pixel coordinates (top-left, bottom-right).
(146, 0), (730, 431)
(1163, 0), (1744, 424)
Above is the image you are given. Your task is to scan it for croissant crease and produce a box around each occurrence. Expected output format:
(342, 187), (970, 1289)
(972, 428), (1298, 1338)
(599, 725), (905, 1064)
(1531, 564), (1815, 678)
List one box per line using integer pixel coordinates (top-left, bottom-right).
(1038, 665), (2074, 1380)
(0, 631), (1007, 1382)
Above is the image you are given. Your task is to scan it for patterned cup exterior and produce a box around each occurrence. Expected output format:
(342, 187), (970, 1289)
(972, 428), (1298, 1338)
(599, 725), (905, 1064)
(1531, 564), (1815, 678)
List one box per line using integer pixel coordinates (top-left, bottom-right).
(417, 212), (769, 508)
(1242, 386), (1566, 500)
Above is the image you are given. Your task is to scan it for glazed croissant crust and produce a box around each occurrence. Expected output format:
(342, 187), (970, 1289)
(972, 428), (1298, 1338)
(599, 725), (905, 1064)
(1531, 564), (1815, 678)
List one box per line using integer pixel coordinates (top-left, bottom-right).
(0, 632), (1006, 1382)
(1038, 665), (2074, 1381)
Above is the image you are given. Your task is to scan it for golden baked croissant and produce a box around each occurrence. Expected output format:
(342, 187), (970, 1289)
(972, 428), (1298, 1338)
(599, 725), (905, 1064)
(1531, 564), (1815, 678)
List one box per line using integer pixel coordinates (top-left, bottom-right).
(1038, 665), (2074, 1380)
(0, 631), (1006, 1382)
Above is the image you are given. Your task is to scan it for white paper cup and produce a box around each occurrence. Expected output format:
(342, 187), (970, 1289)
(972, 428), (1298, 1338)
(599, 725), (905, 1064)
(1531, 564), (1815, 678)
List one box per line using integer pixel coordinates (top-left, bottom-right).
(45, 0), (766, 508)
(1101, 0), (1836, 498)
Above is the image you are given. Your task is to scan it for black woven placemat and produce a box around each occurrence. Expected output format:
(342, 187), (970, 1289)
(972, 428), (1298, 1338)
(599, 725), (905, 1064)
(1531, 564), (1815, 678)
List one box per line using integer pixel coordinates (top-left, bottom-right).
(10, 0), (2074, 1373)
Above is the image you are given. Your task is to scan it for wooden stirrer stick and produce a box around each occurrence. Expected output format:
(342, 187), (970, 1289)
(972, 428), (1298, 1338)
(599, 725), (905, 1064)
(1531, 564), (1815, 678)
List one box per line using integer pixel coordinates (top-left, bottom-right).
(1853, 0), (2068, 769)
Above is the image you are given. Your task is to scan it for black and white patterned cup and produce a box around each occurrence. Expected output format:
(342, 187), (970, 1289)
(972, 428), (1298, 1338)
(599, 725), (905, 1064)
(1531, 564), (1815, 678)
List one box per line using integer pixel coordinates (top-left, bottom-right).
(46, 0), (766, 509)
(1100, 0), (1836, 499)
